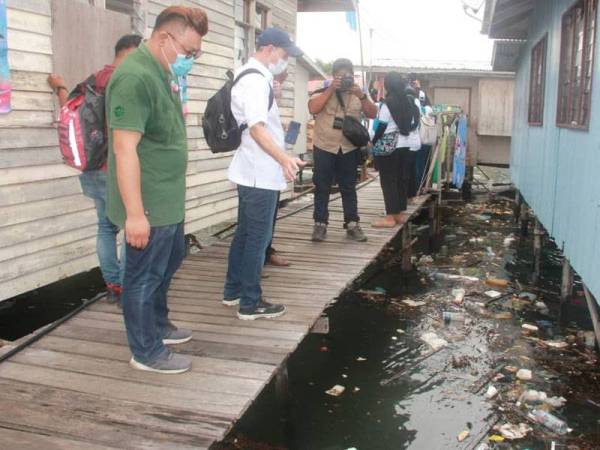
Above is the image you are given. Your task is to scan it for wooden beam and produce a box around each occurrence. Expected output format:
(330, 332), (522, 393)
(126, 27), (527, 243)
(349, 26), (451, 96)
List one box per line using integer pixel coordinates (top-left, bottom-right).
(561, 258), (574, 303)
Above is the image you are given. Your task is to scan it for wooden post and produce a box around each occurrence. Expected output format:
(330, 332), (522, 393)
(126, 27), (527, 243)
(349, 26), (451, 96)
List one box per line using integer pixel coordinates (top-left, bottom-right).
(274, 362), (290, 406)
(532, 219), (543, 284)
(514, 190), (522, 223)
(401, 223), (412, 271)
(519, 204), (529, 237)
(583, 286), (600, 350)
(560, 258), (574, 303)
(428, 201), (436, 252)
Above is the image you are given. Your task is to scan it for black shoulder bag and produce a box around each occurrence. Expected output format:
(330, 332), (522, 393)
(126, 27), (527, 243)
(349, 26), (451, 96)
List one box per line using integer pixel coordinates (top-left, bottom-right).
(336, 91), (370, 148)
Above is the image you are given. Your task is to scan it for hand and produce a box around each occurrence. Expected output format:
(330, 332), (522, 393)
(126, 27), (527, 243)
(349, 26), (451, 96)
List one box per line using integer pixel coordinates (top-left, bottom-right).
(125, 214), (151, 250)
(327, 76), (342, 92)
(351, 84), (364, 99)
(47, 74), (66, 90)
(279, 154), (307, 182)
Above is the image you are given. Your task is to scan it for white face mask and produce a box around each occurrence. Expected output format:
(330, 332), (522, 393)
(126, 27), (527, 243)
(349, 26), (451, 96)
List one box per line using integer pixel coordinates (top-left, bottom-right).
(268, 57), (288, 75)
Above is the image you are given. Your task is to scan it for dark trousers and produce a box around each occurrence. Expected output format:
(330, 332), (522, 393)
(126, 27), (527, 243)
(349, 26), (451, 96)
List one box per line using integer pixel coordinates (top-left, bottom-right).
(313, 147), (360, 225)
(265, 191), (281, 261)
(415, 144), (432, 192)
(406, 150), (418, 198)
(375, 148), (411, 214)
(122, 222), (185, 363)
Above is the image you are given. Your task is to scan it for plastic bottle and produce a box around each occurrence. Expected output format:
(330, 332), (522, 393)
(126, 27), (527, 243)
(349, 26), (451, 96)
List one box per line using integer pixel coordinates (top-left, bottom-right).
(443, 311), (466, 324)
(528, 409), (569, 435)
(464, 300), (485, 316)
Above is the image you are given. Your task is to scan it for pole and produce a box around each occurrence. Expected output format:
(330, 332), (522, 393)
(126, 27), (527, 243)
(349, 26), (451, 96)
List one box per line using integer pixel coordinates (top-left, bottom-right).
(355, 0), (366, 88)
(368, 28), (374, 89)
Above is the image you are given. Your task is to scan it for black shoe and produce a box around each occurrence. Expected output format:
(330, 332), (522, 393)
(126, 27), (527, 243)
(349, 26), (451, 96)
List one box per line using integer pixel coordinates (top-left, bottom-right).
(238, 300), (286, 321)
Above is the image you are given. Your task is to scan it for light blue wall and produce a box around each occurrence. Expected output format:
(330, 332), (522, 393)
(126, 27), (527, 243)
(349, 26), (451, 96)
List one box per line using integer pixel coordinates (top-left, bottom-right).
(511, 0), (600, 302)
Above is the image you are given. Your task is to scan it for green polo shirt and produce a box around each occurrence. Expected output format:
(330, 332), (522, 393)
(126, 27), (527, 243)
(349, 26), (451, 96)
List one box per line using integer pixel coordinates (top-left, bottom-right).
(106, 43), (187, 228)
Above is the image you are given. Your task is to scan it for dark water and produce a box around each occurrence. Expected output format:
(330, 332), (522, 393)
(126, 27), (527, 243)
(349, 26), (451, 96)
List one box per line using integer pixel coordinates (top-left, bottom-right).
(0, 268), (104, 341)
(214, 198), (600, 450)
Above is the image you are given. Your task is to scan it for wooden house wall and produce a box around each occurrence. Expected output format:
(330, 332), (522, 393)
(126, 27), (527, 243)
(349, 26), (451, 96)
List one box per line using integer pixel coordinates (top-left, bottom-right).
(510, 0), (600, 302)
(0, 0), (298, 301)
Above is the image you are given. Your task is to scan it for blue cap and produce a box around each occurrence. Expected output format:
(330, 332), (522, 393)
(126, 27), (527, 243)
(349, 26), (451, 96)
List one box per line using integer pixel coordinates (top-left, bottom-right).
(256, 27), (303, 58)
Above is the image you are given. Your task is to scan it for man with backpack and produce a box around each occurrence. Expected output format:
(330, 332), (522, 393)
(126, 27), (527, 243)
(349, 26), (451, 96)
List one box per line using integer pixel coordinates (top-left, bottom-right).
(106, 6), (208, 374)
(47, 34), (142, 304)
(221, 27), (305, 320)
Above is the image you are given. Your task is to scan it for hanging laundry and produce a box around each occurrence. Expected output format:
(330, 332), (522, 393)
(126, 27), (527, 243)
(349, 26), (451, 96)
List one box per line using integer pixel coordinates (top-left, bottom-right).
(452, 114), (468, 189)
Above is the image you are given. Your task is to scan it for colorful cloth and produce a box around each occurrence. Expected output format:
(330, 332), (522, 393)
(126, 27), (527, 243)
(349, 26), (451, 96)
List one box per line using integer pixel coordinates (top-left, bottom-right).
(452, 114), (468, 189)
(0, 0), (11, 114)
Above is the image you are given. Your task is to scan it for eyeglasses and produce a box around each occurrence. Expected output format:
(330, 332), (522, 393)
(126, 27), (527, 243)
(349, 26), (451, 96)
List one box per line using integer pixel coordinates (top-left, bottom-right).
(167, 32), (202, 60)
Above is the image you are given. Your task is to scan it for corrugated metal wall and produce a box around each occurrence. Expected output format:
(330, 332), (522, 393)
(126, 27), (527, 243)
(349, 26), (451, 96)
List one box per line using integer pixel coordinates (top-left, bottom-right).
(511, 0), (600, 301)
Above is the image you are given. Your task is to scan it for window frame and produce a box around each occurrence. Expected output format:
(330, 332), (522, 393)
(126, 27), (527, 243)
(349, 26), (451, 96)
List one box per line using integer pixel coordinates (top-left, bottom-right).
(234, 0), (272, 66)
(528, 34), (548, 126)
(556, 0), (598, 130)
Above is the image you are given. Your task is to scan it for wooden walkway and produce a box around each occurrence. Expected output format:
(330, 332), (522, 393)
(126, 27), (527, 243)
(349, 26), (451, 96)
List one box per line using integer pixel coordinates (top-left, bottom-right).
(0, 180), (430, 450)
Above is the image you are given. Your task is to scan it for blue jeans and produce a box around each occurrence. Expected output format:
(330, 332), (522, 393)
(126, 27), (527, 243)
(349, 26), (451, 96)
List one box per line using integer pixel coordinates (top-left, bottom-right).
(122, 222), (185, 363)
(224, 185), (278, 310)
(79, 170), (124, 286)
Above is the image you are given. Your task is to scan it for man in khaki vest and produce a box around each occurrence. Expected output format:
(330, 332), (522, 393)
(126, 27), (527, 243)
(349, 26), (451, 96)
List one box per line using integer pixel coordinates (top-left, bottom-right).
(308, 58), (377, 242)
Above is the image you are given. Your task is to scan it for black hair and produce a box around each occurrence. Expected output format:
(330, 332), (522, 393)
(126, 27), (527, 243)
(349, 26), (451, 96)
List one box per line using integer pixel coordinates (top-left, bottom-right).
(384, 71), (420, 136)
(332, 58), (354, 75)
(114, 34), (142, 56)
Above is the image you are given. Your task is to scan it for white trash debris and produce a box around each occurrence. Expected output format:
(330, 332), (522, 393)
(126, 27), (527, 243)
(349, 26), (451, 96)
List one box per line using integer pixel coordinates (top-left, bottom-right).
(356, 357), (367, 362)
(325, 385), (345, 397)
(452, 288), (466, 305)
(545, 340), (568, 349)
(519, 389), (547, 404)
(457, 430), (470, 442)
(516, 369), (532, 381)
(420, 332), (448, 351)
(519, 292), (538, 301)
(498, 423), (532, 440)
(545, 396), (567, 408)
(485, 290), (503, 299)
(485, 385), (499, 399)
(535, 301), (550, 315)
(403, 299), (426, 307)
(521, 324), (539, 332)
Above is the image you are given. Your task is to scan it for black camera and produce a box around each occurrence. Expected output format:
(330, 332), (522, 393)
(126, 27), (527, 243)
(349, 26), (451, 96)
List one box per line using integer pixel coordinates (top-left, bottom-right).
(340, 76), (354, 91)
(333, 117), (344, 130)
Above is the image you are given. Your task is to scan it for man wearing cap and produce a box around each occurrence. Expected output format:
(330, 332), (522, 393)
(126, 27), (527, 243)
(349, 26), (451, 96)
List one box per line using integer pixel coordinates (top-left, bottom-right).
(222, 27), (305, 320)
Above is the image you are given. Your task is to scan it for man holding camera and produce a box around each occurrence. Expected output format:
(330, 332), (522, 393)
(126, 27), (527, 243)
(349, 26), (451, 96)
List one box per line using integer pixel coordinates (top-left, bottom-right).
(308, 58), (377, 242)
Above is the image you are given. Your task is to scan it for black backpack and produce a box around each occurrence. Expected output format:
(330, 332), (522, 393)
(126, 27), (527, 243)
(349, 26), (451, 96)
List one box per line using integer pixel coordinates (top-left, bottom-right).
(202, 68), (274, 153)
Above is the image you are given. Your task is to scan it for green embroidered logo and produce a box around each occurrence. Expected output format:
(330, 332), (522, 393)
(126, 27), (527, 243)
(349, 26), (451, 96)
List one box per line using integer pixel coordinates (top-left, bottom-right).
(114, 106), (125, 118)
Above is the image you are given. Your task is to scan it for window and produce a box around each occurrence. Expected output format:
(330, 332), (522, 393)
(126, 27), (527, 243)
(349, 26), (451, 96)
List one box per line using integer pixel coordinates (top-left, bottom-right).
(105, 0), (134, 15)
(528, 35), (547, 125)
(557, 0), (597, 129)
(234, 1), (271, 67)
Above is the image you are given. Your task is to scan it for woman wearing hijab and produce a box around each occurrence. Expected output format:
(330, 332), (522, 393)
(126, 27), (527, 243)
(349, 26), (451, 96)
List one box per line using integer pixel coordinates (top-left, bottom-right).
(371, 72), (421, 228)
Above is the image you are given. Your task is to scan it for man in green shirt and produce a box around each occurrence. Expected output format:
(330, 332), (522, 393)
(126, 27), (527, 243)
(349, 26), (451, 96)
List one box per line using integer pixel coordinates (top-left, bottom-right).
(106, 6), (208, 374)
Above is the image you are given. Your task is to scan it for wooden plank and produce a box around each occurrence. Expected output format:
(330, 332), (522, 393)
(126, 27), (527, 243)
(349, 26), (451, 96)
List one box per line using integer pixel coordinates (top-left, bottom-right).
(0, 427), (120, 450)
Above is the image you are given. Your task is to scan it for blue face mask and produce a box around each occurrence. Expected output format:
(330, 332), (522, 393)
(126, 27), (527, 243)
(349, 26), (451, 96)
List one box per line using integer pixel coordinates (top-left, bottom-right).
(171, 54), (194, 77)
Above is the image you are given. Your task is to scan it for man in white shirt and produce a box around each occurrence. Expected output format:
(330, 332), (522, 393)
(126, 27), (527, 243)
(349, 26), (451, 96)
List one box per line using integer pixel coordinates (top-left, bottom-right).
(223, 27), (305, 320)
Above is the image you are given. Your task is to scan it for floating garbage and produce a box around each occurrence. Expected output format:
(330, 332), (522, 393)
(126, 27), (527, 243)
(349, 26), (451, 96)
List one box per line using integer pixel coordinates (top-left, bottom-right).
(402, 299), (426, 307)
(486, 278), (509, 289)
(521, 324), (539, 333)
(488, 435), (505, 442)
(433, 272), (479, 283)
(325, 385), (345, 397)
(457, 430), (470, 442)
(356, 357), (367, 362)
(485, 290), (503, 299)
(545, 396), (567, 408)
(503, 236), (516, 247)
(535, 301), (550, 315)
(419, 255), (434, 264)
(544, 340), (568, 349)
(519, 292), (538, 301)
(443, 311), (466, 324)
(516, 369), (532, 380)
(498, 423), (532, 440)
(528, 409), (570, 435)
(451, 288), (466, 305)
(469, 237), (484, 243)
(420, 332), (448, 351)
(485, 385), (498, 399)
